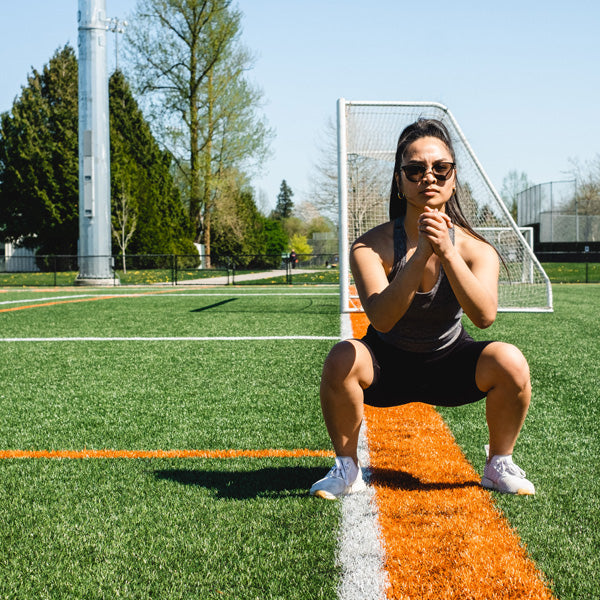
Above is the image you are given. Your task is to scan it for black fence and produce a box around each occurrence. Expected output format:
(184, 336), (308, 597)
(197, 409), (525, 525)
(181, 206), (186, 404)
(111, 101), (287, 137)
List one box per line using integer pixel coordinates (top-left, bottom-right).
(0, 253), (339, 287)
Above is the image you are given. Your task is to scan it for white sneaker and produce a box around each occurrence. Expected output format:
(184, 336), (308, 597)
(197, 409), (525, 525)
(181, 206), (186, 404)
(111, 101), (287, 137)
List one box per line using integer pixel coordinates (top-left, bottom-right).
(481, 445), (535, 495)
(310, 456), (367, 500)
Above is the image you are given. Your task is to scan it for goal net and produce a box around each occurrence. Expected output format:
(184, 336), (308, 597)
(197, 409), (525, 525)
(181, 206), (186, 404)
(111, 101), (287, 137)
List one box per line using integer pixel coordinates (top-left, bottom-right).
(337, 100), (553, 313)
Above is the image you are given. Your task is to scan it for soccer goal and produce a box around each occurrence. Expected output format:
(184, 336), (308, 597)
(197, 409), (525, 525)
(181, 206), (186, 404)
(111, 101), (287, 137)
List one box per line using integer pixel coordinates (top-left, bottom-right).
(337, 99), (553, 313)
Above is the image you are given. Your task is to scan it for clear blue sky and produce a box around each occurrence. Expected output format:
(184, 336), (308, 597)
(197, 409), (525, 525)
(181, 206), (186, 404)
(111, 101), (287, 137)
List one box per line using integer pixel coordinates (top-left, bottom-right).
(1, 0), (599, 211)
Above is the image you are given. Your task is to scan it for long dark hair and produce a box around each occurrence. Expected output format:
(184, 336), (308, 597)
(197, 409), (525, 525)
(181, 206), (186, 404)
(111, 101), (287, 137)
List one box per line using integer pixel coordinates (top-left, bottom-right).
(389, 119), (493, 251)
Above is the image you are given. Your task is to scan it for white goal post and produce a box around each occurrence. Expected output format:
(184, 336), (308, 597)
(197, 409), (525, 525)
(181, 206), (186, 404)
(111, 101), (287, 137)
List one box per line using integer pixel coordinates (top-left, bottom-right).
(337, 99), (553, 313)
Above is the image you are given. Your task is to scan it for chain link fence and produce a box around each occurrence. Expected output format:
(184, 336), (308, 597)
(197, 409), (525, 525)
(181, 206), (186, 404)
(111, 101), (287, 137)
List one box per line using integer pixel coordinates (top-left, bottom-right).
(0, 253), (339, 287)
(517, 180), (600, 243)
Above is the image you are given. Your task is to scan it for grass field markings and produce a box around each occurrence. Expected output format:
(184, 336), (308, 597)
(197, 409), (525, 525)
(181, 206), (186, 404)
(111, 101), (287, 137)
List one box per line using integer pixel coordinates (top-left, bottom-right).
(0, 335), (340, 342)
(338, 425), (389, 600)
(0, 290), (339, 313)
(0, 448), (336, 460)
(0, 293), (100, 305)
(0, 290), (177, 312)
(351, 312), (556, 600)
(336, 310), (390, 600)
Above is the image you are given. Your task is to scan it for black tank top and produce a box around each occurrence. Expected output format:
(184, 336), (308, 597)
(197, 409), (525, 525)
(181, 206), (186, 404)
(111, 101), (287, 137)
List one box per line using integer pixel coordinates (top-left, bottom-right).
(376, 217), (463, 352)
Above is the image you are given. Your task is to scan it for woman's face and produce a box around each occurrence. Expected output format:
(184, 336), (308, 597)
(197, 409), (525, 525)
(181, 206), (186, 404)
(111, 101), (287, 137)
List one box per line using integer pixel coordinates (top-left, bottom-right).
(396, 136), (455, 213)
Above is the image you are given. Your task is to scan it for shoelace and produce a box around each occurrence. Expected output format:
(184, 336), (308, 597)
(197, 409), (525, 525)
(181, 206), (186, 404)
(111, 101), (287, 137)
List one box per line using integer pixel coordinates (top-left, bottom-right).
(493, 458), (526, 478)
(327, 464), (344, 479)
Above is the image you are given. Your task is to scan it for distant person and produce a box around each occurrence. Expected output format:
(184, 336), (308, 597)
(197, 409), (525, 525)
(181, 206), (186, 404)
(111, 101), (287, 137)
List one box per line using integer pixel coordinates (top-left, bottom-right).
(310, 119), (535, 499)
(289, 251), (297, 269)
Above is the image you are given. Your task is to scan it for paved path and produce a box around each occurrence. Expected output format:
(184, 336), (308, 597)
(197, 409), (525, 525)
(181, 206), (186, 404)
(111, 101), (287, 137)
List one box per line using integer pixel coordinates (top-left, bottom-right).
(179, 269), (323, 285)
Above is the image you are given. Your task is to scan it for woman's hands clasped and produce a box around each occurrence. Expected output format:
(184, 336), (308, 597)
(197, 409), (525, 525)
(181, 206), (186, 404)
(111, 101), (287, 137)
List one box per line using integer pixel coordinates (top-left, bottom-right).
(417, 206), (454, 259)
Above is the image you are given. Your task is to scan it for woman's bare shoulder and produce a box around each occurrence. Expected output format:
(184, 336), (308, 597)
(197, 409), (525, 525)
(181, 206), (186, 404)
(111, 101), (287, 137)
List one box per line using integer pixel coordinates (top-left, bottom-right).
(455, 227), (498, 264)
(350, 221), (395, 274)
(352, 220), (394, 252)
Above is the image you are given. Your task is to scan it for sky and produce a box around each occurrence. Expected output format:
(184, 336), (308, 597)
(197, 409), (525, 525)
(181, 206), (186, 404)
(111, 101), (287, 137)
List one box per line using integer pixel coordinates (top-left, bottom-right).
(1, 0), (599, 212)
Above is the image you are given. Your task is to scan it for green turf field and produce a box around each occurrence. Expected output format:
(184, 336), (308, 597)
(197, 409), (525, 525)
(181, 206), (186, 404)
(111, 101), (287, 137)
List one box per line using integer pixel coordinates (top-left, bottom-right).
(439, 284), (600, 599)
(0, 285), (598, 599)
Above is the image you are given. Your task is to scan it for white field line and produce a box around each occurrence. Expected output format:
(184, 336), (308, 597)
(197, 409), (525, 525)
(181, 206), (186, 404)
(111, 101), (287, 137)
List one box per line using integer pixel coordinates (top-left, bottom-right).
(0, 294), (102, 305)
(336, 312), (389, 600)
(0, 336), (339, 342)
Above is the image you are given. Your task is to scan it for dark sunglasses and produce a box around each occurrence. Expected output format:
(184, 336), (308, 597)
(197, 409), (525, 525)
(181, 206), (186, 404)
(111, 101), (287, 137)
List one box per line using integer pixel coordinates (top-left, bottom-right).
(400, 161), (456, 183)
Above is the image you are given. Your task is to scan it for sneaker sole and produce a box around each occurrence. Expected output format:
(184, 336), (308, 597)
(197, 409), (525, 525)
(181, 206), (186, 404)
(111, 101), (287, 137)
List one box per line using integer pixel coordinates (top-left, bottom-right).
(481, 477), (535, 496)
(310, 478), (368, 500)
(311, 489), (338, 500)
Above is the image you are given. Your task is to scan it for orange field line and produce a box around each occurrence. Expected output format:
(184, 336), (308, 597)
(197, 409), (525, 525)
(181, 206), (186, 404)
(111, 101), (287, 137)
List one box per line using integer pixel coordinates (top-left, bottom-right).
(350, 312), (555, 600)
(0, 448), (336, 460)
(0, 296), (122, 313)
(0, 290), (175, 313)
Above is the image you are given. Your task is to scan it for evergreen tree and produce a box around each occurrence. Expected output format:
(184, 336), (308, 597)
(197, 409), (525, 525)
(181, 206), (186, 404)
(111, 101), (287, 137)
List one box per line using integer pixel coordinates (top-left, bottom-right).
(0, 48), (194, 257)
(272, 179), (294, 220)
(109, 70), (194, 256)
(0, 45), (79, 254)
(260, 217), (287, 267)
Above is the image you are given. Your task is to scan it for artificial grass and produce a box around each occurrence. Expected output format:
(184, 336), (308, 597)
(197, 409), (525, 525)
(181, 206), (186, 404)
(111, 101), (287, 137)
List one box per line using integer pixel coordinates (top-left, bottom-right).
(0, 291), (339, 338)
(439, 284), (600, 600)
(0, 340), (333, 451)
(0, 458), (339, 600)
(1, 285), (598, 598)
(0, 289), (341, 599)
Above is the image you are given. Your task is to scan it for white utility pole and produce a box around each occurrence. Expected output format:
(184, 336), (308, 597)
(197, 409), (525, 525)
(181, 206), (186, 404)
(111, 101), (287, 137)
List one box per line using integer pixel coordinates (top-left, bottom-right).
(77, 0), (114, 285)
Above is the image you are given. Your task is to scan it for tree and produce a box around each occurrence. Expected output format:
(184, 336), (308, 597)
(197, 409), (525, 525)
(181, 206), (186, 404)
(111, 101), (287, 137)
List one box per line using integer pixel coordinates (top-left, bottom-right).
(307, 118), (339, 221)
(501, 170), (533, 220)
(0, 48), (194, 258)
(0, 45), (79, 254)
(125, 0), (273, 263)
(272, 179), (294, 220)
(111, 185), (137, 273)
(288, 233), (312, 257)
(211, 181), (287, 268)
(109, 70), (194, 257)
(569, 157), (600, 215)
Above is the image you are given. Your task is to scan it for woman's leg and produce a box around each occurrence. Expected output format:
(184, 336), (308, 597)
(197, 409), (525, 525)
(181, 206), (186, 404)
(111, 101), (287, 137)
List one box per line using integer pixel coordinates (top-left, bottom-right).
(475, 342), (531, 458)
(319, 339), (375, 463)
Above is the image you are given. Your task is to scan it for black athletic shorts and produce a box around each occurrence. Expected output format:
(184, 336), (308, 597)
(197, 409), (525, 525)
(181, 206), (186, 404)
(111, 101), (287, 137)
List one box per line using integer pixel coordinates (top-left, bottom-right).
(359, 325), (493, 408)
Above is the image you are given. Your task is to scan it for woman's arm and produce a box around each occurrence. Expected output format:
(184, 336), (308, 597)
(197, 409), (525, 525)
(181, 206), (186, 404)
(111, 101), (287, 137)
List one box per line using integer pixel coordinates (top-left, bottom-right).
(350, 224), (432, 332)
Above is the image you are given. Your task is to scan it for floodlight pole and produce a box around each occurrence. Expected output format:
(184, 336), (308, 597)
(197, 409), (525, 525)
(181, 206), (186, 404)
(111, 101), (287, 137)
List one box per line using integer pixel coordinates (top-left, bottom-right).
(107, 17), (127, 71)
(76, 0), (114, 285)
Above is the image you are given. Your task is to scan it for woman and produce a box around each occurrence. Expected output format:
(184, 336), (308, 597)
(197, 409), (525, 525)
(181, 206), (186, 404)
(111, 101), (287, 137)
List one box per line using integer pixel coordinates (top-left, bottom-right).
(310, 119), (535, 499)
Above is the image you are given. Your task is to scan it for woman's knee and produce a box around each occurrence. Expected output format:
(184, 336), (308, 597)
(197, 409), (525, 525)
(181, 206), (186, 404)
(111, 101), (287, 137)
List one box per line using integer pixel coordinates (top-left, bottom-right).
(322, 340), (374, 389)
(477, 342), (531, 394)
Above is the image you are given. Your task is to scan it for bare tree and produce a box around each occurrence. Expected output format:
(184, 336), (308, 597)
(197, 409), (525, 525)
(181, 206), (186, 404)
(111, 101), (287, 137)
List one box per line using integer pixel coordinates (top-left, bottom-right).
(569, 157), (600, 215)
(111, 188), (137, 273)
(307, 118), (389, 237)
(501, 170), (534, 220)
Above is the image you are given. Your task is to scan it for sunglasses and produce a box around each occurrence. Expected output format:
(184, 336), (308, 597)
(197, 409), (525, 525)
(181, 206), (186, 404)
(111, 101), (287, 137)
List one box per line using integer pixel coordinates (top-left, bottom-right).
(400, 161), (456, 183)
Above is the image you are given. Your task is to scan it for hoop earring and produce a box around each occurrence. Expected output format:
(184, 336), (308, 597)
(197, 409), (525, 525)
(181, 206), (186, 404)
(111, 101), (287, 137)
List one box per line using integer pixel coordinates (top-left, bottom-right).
(397, 192), (406, 200)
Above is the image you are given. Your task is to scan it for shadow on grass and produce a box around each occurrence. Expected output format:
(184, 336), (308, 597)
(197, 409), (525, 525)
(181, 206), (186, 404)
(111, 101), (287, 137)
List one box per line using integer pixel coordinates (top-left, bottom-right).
(153, 466), (327, 499)
(190, 298), (238, 312)
(188, 298), (333, 315)
(368, 467), (480, 492)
